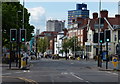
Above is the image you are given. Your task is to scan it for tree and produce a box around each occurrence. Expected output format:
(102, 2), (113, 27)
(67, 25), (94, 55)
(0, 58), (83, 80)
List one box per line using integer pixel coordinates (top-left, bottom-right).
(62, 36), (83, 57)
(2, 2), (34, 48)
(62, 38), (70, 59)
(37, 37), (49, 54)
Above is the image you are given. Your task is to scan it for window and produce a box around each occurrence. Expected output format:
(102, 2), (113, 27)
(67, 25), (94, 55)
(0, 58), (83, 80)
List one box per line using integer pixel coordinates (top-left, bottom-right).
(86, 45), (91, 52)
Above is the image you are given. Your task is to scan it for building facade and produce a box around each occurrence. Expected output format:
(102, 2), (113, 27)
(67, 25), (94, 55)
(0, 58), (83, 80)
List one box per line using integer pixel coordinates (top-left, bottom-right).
(68, 3), (89, 28)
(46, 20), (65, 32)
(54, 32), (64, 55)
(85, 10), (120, 59)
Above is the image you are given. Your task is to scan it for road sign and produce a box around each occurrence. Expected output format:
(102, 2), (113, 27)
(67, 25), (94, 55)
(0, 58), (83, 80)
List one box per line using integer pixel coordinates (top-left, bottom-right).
(112, 57), (118, 69)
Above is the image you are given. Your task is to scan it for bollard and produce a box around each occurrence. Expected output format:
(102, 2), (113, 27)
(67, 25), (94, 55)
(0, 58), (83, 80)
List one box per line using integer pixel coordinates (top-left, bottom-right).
(77, 57), (80, 60)
(21, 57), (27, 69)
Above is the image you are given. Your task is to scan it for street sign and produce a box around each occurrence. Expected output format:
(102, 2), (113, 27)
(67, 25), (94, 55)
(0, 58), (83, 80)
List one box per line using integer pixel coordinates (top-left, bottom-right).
(112, 57), (118, 69)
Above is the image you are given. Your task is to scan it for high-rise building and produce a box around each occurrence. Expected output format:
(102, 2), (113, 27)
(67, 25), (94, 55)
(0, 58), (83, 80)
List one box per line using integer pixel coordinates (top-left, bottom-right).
(68, 3), (89, 28)
(118, 1), (120, 14)
(46, 20), (65, 32)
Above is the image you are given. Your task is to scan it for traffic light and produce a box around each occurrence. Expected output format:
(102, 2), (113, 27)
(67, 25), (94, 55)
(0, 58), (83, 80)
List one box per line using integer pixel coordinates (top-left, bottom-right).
(93, 33), (98, 43)
(116, 43), (120, 55)
(100, 33), (104, 43)
(20, 29), (26, 42)
(118, 30), (120, 42)
(10, 29), (17, 42)
(100, 18), (104, 24)
(105, 30), (110, 42)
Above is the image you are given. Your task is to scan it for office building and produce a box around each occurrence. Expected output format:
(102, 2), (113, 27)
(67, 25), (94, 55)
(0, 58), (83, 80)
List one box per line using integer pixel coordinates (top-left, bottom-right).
(46, 20), (65, 32)
(68, 3), (89, 28)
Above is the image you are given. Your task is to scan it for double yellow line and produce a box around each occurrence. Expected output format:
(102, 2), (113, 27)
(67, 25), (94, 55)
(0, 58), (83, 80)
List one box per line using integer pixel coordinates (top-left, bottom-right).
(2, 76), (38, 84)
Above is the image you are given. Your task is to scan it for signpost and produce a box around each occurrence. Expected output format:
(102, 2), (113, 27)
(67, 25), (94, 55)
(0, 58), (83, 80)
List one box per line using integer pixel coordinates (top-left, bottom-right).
(112, 56), (118, 70)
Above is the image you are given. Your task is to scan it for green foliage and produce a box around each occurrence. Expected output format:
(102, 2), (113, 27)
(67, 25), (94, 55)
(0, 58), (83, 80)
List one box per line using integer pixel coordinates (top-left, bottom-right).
(62, 36), (82, 53)
(2, 2), (34, 48)
(37, 37), (49, 54)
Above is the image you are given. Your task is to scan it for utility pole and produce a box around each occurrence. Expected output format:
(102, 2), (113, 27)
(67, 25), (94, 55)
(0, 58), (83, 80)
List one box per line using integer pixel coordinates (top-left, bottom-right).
(98, 0), (102, 67)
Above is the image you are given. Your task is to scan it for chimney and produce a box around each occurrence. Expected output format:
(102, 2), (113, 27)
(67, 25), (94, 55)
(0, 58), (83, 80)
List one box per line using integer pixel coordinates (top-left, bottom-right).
(115, 14), (120, 18)
(100, 10), (108, 18)
(93, 12), (98, 19)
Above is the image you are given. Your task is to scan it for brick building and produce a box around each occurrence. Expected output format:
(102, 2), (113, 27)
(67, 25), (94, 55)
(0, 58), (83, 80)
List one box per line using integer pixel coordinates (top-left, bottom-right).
(85, 10), (120, 58)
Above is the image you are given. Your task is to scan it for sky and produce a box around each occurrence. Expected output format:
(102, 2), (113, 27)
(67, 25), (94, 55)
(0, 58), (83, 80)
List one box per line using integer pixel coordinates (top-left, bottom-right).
(20, 0), (118, 34)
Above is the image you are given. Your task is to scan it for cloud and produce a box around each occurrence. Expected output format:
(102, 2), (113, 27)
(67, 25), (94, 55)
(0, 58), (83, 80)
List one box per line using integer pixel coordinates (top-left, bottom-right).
(28, 7), (46, 32)
(28, 7), (45, 22)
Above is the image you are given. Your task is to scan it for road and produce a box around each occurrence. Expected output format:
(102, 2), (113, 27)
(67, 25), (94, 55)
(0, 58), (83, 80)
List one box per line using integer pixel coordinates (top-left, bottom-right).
(2, 58), (119, 84)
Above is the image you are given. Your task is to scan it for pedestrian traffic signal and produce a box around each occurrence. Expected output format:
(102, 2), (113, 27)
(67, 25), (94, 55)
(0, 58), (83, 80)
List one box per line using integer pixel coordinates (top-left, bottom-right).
(10, 29), (17, 42)
(105, 30), (110, 42)
(20, 29), (26, 42)
(100, 33), (104, 43)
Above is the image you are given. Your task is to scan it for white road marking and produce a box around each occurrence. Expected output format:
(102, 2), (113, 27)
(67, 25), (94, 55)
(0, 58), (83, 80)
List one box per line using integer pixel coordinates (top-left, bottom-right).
(27, 70), (30, 72)
(15, 72), (22, 73)
(112, 73), (118, 75)
(86, 81), (89, 82)
(70, 72), (84, 80)
(61, 72), (68, 75)
(23, 70), (27, 72)
(70, 72), (90, 83)
(2, 73), (11, 75)
(106, 71), (118, 75)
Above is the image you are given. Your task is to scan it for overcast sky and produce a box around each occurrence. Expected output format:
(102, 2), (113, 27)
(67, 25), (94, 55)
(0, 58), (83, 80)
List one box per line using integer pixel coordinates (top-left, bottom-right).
(20, 0), (118, 34)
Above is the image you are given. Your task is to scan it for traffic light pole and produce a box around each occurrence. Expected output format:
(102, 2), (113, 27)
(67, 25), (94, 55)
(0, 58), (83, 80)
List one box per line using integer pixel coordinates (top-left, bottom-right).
(106, 42), (108, 69)
(9, 42), (12, 69)
(18, 29), (21, 69)
(100, 43), (102, 67)
(98, 0), (102, 67)
(36, 36), (38, 59)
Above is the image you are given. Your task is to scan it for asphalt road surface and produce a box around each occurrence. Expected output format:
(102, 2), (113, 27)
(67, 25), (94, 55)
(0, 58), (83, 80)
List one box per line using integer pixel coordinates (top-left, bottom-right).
(2, 58), (120, 84)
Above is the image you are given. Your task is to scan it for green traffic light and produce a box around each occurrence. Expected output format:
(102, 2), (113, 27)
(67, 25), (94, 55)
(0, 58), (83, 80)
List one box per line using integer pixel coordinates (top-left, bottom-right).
(22, 38), (25, 41)
(106, 39), (109, 42)
(100, 40), (102, 43)
(12, 38), (15, 41)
